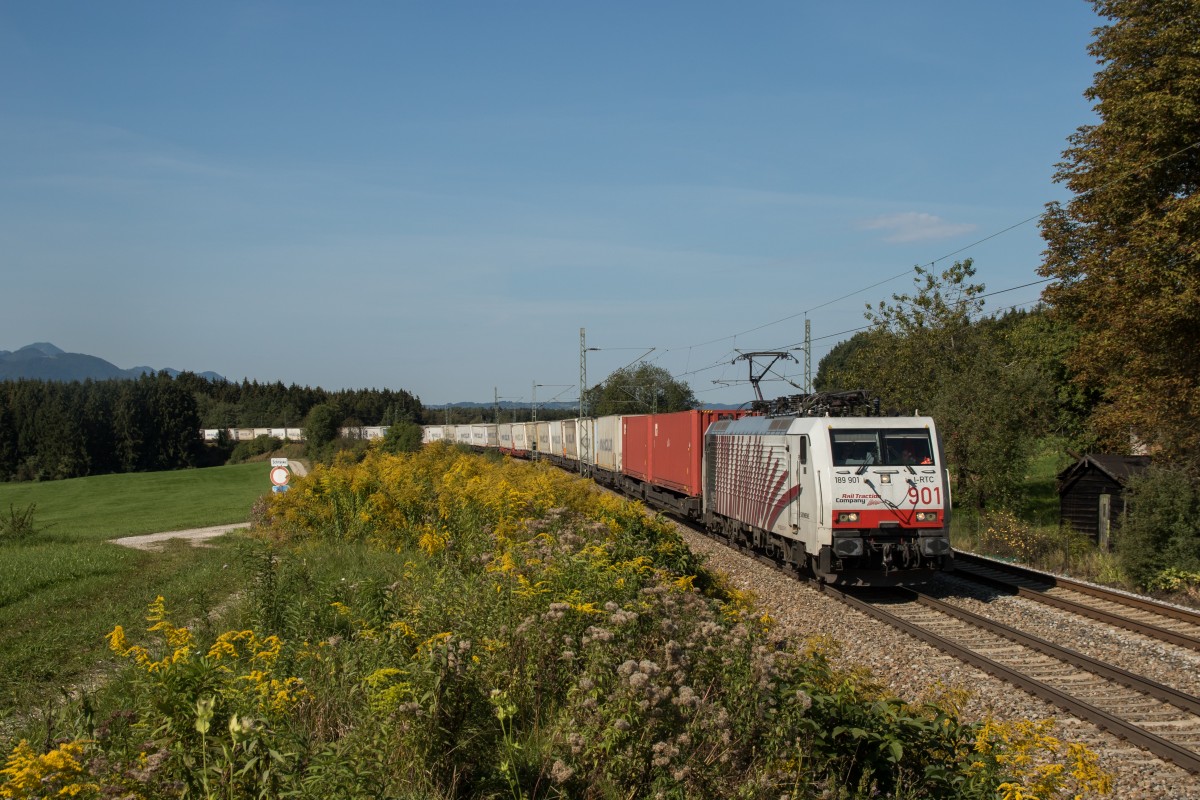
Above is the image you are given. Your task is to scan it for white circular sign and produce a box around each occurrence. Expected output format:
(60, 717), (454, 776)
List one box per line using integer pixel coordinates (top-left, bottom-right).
(270, 466), (290, 486)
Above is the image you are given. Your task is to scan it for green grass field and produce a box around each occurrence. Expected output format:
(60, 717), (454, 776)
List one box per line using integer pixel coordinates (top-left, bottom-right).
(1, 461), (270, 541)
(0, 463), (274, 717)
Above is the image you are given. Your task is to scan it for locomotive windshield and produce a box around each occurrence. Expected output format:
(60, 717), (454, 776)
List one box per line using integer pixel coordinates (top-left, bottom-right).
(830, 429), (934, 467)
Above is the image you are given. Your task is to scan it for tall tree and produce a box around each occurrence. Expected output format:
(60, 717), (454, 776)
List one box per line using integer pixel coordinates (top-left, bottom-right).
(303, 403), (341, 450)
(1039, 0), (1200, 462)
(819, 261), (1054, 508)
(585, 363), (696, 417)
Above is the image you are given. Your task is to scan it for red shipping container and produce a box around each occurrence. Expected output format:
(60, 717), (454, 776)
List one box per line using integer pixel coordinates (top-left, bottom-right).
(622, 410), (750, 497)
(622, 415), (651, 481)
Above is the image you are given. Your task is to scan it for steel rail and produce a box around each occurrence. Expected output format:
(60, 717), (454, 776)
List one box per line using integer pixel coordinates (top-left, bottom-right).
(954, 553), (1200, 652)
(820, 583), (1200, 775)
(906, 588), (1200, 716)
(956, 552), (1200, 625)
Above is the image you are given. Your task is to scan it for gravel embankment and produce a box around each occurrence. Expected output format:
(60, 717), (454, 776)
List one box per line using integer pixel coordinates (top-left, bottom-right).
(677, 527), (1200, 800)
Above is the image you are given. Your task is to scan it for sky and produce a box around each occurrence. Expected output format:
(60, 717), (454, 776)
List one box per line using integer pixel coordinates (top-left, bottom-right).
(1, 2), (1103, 407)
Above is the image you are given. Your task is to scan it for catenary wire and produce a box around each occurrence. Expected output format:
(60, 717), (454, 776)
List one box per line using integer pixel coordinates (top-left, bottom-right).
(659, 138), (1200, 365)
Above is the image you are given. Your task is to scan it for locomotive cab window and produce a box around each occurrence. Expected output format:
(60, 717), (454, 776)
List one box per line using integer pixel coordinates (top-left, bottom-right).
(831, 429), (934, 467)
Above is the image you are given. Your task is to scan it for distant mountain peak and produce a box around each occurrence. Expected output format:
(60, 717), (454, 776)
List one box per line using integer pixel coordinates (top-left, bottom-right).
(0, 342), (224, 383)
(18, 342), (65, 356)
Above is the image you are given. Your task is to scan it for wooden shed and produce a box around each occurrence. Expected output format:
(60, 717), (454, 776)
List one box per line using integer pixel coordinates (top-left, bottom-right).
(1057, 454), (1151, 545)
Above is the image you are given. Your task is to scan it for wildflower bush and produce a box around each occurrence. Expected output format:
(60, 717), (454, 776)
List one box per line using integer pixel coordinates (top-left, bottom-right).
(2, 444), (1111, 798)
(972, 509), (1064, 565)
(1143, 567), (1200, 602)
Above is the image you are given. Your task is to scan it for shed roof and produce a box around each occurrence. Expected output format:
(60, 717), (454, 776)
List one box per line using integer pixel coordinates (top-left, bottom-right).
(1057, 454), (1152, 494)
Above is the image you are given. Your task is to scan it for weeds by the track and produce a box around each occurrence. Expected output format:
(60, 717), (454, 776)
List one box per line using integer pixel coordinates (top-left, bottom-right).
(2, 445), (1112, 799)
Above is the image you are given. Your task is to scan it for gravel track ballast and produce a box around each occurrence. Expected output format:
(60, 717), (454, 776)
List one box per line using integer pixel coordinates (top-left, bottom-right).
(677, 527), (1200, 800)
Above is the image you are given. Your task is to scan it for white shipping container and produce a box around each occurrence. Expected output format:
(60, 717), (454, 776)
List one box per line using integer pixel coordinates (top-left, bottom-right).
(593, 415), (622, 473)
(562, 419), (579, 461)
(577, 417), (596, 467)
(511, 422), (528, 452)
(469, 424), (498, 448)
(549, 420), (564, 458)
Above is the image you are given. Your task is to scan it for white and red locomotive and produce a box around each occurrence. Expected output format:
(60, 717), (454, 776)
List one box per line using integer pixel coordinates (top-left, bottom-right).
(702, 413), (951, 584)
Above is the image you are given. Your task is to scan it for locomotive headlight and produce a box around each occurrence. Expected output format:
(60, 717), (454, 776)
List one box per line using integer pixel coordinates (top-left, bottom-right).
(837, 512), (860, 523)
(915, 512), (938, 522)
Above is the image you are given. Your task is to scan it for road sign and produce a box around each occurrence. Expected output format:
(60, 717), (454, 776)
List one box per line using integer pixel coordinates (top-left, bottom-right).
(270, 465), (290, 487)
(270, 458), (289, 468)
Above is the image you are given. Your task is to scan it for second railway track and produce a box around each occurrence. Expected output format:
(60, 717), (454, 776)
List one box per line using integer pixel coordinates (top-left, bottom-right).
(832, 582), (1200, 774)
(678, 518), (1200, 794)
(953, 551), (1200, 652)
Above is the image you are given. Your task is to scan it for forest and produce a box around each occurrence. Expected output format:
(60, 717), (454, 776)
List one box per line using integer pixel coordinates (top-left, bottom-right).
(0, 373), (422, 482)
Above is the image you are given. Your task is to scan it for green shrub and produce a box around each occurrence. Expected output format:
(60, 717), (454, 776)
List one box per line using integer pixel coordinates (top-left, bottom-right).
(1117, 466), (1200, 589)
(379, 421), (422, 454)
(228, 434), (283, 464)
(1145, 567), (1200, 594)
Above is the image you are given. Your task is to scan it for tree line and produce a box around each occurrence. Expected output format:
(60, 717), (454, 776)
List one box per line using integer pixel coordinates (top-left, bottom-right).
(0, 374), (423, 482)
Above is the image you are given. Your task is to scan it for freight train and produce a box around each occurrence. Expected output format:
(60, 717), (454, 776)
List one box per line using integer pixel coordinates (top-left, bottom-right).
(422, 393), (953, 585)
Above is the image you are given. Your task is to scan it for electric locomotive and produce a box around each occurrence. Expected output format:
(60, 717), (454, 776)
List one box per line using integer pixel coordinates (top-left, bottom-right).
(703, 406), (952, 585)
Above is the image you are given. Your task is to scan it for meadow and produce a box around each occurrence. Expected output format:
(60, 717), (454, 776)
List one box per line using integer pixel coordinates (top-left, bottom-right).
(0, 462), (268, 716)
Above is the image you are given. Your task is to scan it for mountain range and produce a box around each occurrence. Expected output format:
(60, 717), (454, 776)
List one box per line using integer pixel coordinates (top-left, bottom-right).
(0, 342), (225, 382)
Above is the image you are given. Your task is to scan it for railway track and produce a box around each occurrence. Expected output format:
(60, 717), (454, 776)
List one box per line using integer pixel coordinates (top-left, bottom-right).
(691, 529), (1200, 774)
(827, 582), (1200, 773)
(952, 552), (1200, 652)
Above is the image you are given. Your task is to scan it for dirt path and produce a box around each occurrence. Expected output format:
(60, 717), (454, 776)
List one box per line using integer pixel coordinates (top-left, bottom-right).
(110, 459), (306, 551)
(111, 523), (249, 550)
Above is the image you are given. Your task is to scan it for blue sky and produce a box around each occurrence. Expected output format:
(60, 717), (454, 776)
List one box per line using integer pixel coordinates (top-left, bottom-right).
(1, 2), (1101, 406)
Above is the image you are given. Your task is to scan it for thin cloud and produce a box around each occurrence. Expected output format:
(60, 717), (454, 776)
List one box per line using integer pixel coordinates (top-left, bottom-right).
(859, 212), (976, 243)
